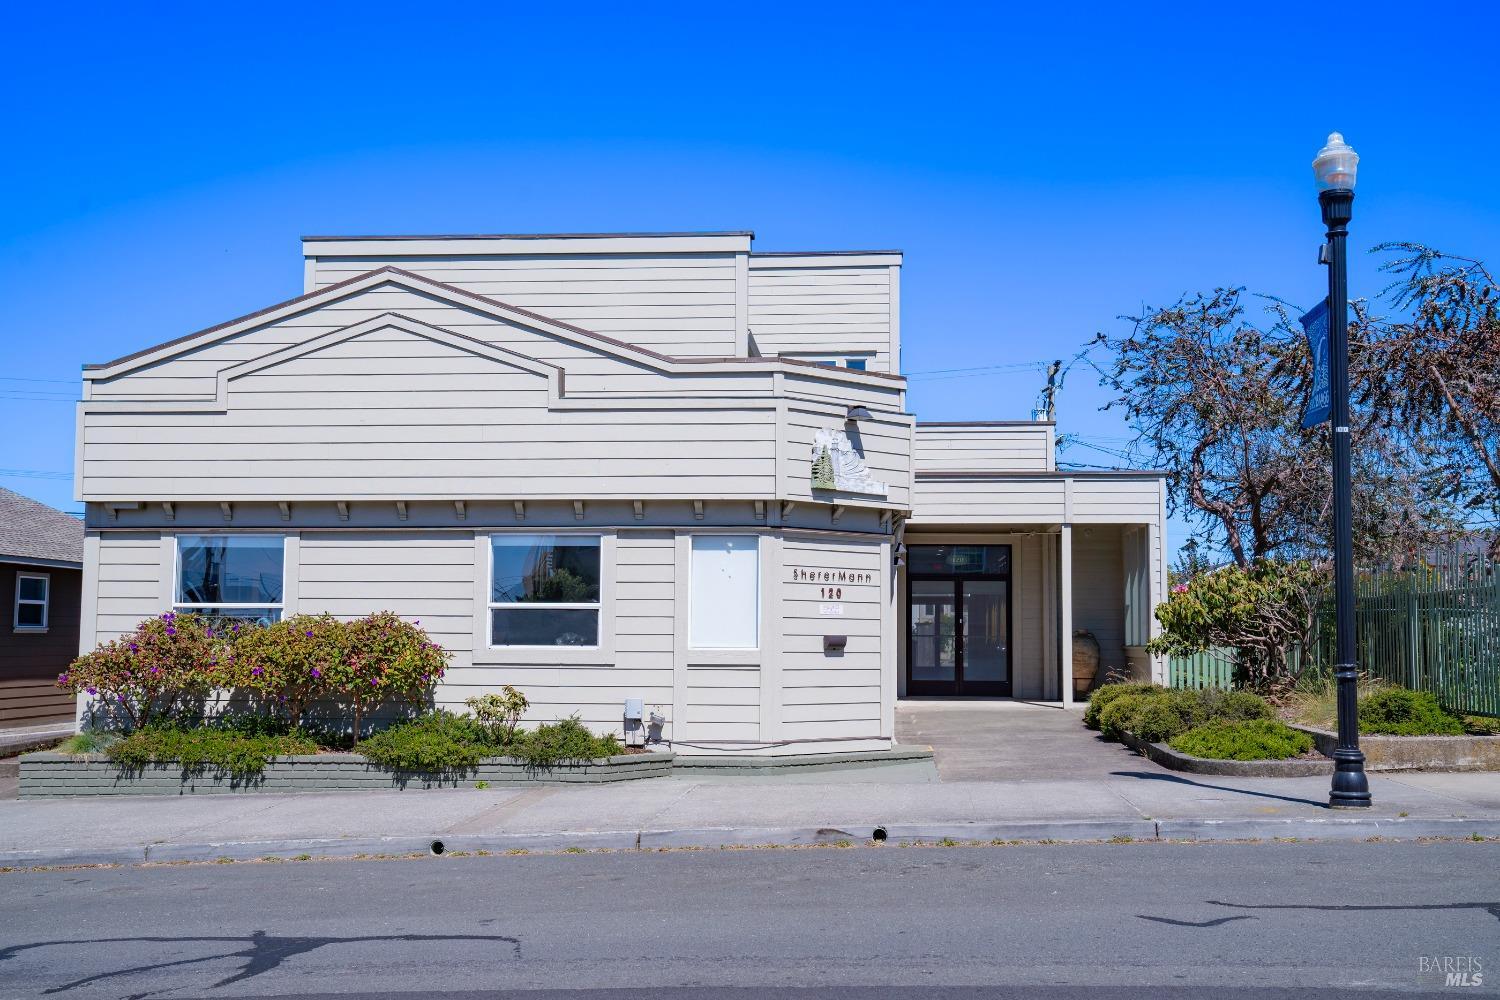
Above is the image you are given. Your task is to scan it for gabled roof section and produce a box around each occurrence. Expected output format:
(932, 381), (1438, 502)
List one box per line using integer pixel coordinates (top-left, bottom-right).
(225, 313), (562, 385)
(83, 267), (904, 386)
(0, 488), (83, 566)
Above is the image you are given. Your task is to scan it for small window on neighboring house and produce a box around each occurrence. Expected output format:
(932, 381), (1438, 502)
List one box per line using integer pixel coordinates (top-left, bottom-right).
(14, 573), (49, 630)
(490, 535), (602, 647)
(175, 534), (285, 626)
(813, 360), (839, 367)
(808, 357), (869, 370)
(845, 358), (868, 371)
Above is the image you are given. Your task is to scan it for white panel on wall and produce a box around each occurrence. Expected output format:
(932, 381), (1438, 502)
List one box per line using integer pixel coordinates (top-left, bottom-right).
(689, 535), (759, 649)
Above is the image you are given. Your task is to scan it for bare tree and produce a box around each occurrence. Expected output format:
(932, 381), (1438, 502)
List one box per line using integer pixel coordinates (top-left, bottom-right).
(1092, 287), (1459, 568)
(1367, 244), (1500, 554)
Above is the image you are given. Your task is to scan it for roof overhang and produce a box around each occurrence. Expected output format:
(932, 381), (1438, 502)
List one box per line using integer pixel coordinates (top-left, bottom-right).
(302, 232), (754, 258)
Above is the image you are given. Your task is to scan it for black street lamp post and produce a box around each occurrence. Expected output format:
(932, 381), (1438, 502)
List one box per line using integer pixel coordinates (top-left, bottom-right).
(1314, 132), (1372, 808)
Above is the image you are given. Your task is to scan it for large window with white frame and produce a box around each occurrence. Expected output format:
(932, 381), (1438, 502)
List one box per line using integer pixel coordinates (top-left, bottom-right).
(174, 534), (285, 626)
(689, 535), (760, 649)
(14, 572), (49, 630)
(489, 534), (602, 647)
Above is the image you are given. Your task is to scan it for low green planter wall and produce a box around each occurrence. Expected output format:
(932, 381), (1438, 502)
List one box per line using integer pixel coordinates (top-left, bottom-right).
(1120, 732), (1334, 777)
(18, 751), (674, 797)
(1288, 726), (1500, 772)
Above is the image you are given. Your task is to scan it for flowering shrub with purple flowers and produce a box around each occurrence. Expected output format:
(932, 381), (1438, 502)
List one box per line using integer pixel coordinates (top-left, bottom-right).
(57, 612), (233, 729)
(327, 611), (450, 741)
(60, 610), (448, 742)
(230, 613), (349, 729)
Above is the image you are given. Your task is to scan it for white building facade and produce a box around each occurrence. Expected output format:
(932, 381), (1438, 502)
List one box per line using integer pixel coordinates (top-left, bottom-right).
(75, 231), (1166, 754)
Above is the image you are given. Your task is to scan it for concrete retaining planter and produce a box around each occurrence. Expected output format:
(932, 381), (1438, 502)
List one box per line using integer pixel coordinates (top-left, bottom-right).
(1120, 732), (1334, 777)
(1289, 725), (1500, 772)
(18, 751), (674, 797)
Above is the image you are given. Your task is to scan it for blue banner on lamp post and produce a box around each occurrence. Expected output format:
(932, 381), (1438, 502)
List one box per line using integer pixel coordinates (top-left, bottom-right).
(1301, 298), (1332, 428)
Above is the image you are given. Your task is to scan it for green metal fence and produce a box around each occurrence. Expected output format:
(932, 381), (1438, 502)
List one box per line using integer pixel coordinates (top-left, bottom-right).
(1303, 550), (1500, 718)
(1169, 647), (1235, 690)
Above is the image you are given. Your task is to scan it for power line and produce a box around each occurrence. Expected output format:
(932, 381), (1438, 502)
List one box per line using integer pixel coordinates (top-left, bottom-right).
(0, 468), (73, 481)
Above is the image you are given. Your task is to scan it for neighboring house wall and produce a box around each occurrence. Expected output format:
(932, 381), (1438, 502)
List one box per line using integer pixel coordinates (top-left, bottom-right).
(748, 254), (900, 373)
(1, 562), (80, 727)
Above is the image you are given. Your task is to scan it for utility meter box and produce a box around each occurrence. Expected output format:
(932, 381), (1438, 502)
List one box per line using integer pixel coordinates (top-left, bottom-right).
(623, 698), (645, 721)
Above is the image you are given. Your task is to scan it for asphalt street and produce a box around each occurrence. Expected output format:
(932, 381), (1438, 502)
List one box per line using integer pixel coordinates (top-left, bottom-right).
(1, 841), (1495, 999)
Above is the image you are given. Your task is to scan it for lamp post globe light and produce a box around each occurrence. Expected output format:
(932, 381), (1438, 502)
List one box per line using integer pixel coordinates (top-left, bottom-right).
(1314, 132), (1372, 808)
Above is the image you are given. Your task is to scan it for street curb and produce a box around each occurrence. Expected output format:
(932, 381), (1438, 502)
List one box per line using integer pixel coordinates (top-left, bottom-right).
(6, 815), (1496, 868)
(1156, 816), (1500, 841)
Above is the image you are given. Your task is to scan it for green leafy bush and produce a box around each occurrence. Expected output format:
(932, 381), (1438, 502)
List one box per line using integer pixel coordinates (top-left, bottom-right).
(1148, 560), (1324, 684)
(356, 710), (490, 771)
(466, 687), (529, 742)
(1169, 719), (1313, 761)
(1358, 688), (1466, 736)
(356, 710), (621, 771)
(509, 717), (620, 767)
(1129, 698), (1191, 743)
(57, 612), (234, 729)
(107, 716), (317, 776)
(1091, 685), (1275, 745)
(1084, 682), (1162, 730)
(1098, 692), (1160, 741)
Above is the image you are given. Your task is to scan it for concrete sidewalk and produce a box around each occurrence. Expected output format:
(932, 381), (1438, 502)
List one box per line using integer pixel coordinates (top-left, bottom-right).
(3, 768), (1499, 868)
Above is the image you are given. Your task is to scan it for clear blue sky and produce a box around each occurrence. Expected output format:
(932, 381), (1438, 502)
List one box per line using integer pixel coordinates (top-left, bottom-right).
(3, 1), (1496, 557)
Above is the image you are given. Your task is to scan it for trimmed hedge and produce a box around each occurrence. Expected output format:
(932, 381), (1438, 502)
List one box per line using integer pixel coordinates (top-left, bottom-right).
(1087, 682), (1276, 746)
(1358, 688), (1466, 736)
(1084, 682), (1159, 730)
(1170, 720), (1313, 761)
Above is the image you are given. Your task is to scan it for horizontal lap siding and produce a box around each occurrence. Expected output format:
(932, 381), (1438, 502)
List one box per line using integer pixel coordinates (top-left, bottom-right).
(312, 255), (740, 358)
(0, 564), (82, 725)
(297, 533), (475, 665)
(911, 479), (1066, 523)
(1070, 478), (1162, 521)
(95, 534), (164, 641)
(1072, 526), (1127, 677)
(684, 665), (760, 741)
(748, 266), (893, 372)
(1010, 535), (1047, 699)
(778, 535), (884, 741)
(914, 426), (1051, 472)
(82, 320), (780, 501)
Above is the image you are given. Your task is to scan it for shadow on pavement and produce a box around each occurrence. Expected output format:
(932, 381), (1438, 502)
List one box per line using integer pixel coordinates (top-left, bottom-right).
(1110, 769), (1328, 809)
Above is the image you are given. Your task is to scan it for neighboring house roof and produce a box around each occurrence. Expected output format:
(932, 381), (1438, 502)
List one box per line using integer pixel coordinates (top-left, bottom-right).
(0, 488), (84, 567)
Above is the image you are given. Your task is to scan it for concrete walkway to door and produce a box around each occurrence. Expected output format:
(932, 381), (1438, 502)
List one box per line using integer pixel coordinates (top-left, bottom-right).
(895, 699), (1159, 782)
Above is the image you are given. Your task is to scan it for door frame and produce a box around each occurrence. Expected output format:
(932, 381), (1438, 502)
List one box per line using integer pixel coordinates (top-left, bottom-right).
(905, 545), (1013, 697)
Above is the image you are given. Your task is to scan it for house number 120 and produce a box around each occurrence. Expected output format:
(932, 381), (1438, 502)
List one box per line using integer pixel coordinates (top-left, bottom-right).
(820, 586), (843, 599)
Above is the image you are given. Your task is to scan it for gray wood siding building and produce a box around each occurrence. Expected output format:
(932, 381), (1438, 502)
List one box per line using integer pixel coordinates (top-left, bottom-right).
(74, 231), (1165, 754)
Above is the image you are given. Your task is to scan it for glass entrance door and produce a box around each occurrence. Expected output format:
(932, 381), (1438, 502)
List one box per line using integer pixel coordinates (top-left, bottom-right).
(909, 580), (957, 685)
(906, 545), (1012, 696)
